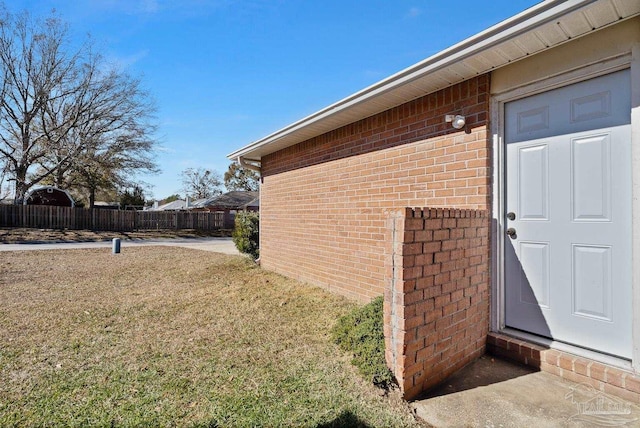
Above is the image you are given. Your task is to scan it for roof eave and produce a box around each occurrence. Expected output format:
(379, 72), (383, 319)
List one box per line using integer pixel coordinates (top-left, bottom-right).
(226, 0), (605, 161)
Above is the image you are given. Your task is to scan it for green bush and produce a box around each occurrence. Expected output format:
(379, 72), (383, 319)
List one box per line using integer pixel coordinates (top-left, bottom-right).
(232, 211), (259, 260)
(331, 296), (394, 388)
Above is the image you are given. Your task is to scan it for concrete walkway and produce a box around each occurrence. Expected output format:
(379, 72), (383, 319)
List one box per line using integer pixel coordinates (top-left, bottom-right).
(412, 355), (640, 427)
(0, 237), (240, 255)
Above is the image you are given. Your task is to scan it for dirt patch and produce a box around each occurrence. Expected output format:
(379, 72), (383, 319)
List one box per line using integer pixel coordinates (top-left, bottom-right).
(0, 227), (231, 243)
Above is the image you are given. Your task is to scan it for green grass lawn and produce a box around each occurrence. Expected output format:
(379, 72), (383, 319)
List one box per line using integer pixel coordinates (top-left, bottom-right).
(0, 247), (421, 427)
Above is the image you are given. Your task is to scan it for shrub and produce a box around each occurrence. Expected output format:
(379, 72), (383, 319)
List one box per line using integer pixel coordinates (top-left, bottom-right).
(232, 211), (259, 260)
(331, 296), (394, 388)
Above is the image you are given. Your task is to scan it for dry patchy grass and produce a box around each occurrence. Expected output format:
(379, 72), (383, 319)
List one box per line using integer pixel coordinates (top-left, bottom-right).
(0, 247), (421, 427)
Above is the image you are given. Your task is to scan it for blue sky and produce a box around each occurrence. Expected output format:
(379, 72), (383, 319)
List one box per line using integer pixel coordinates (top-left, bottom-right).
(9, 0), (539, 200)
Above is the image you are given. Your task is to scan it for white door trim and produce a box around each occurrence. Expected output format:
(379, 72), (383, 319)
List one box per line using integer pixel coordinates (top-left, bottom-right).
(631, 44), (640, 372)
(490, 52), (640, 371)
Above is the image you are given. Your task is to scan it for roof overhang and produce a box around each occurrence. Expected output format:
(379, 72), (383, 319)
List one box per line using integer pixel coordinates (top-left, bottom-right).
(227, 0), (640, 161)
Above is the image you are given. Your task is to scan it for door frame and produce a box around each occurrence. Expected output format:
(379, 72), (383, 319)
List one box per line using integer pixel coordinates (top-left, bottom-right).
(490, 49), (640, 371)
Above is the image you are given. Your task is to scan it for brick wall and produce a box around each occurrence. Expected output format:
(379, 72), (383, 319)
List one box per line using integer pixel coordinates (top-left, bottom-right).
(260, 75), (491, 301)
(384, 207), (490, 399)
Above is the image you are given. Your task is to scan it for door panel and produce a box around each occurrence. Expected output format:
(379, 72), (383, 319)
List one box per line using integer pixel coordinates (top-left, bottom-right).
(518, 242), (550, 308)
(504, 69), (631, 359)
(572, 244), (611, 321)
(505, 69), (631, 143)
(571, 134), (611, 221)
(518, 144), (549, 220)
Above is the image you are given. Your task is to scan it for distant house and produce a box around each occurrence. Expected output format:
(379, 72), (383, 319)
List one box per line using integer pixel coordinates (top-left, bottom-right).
(190, 191), (259, 229)
(190, 191), (259, 213)
(153, 199), (187, 211)
(93, 202), (120, 210)
(241, 196), (259, 211)
(24, 186), (74, 207)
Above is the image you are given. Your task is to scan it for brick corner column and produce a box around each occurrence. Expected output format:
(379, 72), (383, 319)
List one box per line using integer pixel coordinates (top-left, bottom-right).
(384, 207), (491, 400)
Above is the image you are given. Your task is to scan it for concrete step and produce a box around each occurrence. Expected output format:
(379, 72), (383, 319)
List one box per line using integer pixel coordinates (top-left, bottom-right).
(411, 355), (640, 427)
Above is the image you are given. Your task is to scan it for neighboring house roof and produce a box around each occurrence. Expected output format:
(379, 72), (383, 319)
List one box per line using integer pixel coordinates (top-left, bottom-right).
(243, 197), (260, 209)
(189, 197), (208, 209)
(155, 199), (187, 211)
(228, 0), (640, 161)
(192, 191), (259, 210)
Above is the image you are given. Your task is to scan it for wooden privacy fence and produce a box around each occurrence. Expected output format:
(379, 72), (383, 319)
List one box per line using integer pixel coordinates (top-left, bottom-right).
(0, 205), (232, 232)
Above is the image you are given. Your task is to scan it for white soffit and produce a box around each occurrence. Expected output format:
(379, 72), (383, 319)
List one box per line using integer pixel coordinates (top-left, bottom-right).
(228, 0), (640, 161)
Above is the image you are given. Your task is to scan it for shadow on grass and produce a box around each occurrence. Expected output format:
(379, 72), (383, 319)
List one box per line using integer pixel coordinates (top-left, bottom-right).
(315, 410), (371, 428)
(191, 411), (371, 428)
(191, 423), (218, 428)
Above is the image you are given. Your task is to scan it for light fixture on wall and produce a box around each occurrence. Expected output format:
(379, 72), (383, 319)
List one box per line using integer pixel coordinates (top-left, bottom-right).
(445, 114), (466, 129)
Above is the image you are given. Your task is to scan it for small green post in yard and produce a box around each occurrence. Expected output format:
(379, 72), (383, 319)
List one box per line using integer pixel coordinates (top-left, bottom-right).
(112, 238), (121, 254)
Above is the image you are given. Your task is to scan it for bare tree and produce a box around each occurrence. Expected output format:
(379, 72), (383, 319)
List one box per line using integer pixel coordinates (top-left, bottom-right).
(0, 8), (158, 204)
(38, 69), (159, 208)
(0, 9), (81, 203)
(0, 158), (11, 201)
(224, 162), (259, 192)
(65, 134), (158, 208)
(181, 167), (222, 199)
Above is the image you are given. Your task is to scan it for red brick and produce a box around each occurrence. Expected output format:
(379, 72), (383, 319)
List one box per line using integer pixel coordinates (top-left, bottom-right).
(441, 239), (457, 251)
(414, 230), (433, 242)
(540, 362), (562, 376)
(605, 367), (626, 388)
(451, 309), (467, 324)
(451, 289), (464, 302)
(434, 272), (451, 285)
(416, 298), (435, 314)
(404, 242), (423, 256)
(405, 314), (426, 330)
(495, 337), (509, 351)
(424, 219), (443, 230)
(457, 297), (471, 311)
(442, 302), (458, 316)
(436, 337), (452, 353)
(590, 363), (607, 382)
(424, 284), (443, 299)
(434, 294), (450, 308)
(423, 241), (442, 253)
(423, 263), (441, 276)
(416, 276), (435, 290)
(625, 375), (640, 394)
(441, 281), (456, 294)
(542, 349), (561, 365)
(405, 218), (425, 231)
(558, 355), (574, 371)
(573, 358), (591, 377)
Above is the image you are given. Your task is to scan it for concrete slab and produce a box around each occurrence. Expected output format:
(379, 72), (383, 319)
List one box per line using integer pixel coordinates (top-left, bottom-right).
(412, 355), (640, 427)
(0, 237), (241, 255)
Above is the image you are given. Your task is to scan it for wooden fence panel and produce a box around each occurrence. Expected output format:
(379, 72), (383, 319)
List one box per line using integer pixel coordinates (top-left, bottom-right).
(0, 205), (229, 232)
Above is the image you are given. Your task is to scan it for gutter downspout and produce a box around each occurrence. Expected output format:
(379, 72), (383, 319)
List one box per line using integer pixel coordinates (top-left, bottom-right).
(238, 156), (261, 174)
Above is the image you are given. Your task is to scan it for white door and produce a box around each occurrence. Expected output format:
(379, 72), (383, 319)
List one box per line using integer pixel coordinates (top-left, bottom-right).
(504, 69), (632, 359)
